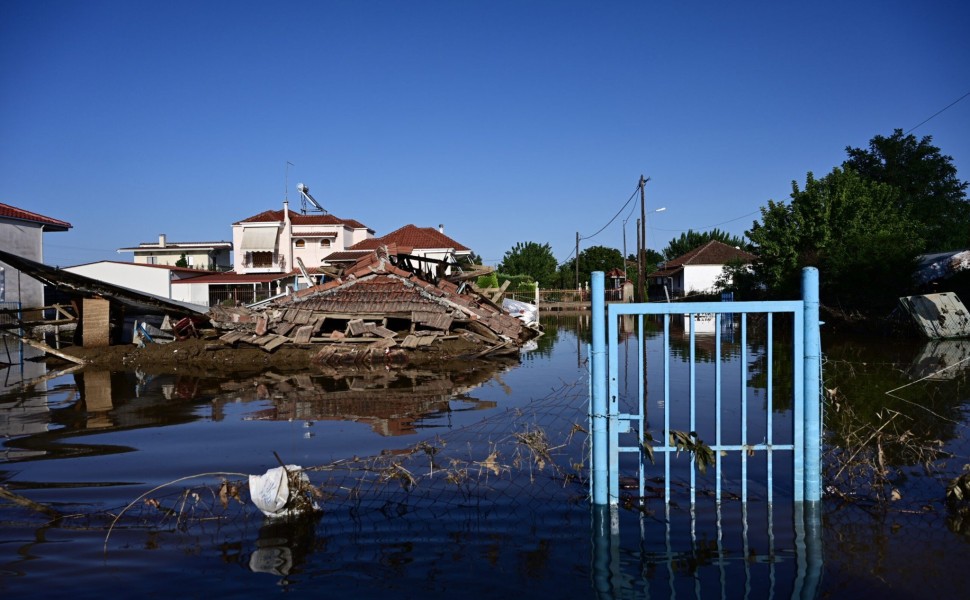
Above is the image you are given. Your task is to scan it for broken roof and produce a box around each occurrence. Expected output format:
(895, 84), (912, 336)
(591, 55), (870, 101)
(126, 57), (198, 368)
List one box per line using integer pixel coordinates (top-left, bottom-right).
(0, 203), (72, 232)
(348, 224), (471, 252)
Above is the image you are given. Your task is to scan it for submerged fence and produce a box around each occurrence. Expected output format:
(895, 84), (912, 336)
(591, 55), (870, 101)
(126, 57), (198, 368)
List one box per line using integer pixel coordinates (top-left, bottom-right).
(587, 268), (824, 597)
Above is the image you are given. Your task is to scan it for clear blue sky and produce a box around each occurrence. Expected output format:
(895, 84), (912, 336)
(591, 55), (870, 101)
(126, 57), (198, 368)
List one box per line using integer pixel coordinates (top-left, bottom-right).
(2, 0), (968, 268)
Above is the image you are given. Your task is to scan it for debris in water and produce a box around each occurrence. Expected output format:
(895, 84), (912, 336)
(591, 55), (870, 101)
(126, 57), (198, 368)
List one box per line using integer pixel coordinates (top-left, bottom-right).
(249, 464), (321, 518)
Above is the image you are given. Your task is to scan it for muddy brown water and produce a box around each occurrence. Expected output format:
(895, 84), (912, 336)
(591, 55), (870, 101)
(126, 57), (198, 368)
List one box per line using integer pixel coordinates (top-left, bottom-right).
(1, 315), (969, 598)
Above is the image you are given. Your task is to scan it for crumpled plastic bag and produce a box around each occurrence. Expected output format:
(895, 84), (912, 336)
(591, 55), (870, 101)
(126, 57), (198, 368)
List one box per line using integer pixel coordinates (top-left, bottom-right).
(249, 464), (319, 518)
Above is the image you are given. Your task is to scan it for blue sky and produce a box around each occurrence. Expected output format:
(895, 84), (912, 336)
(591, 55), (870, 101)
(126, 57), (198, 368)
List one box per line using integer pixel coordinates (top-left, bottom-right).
(2, 1), (968, 269)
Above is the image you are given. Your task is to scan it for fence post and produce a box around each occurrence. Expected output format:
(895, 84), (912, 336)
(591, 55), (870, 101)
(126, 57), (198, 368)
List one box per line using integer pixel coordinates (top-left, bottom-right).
(591, 271), (608, 505)
(802, 267), (822, 503)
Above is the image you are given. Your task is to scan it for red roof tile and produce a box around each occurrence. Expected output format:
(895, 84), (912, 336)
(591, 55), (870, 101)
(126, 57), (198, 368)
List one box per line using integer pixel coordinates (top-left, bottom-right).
(349, 224), (470, 252)
(648, 240), (757, 277)
(0, 203), (72, 231)
(235, 208), (371, 231)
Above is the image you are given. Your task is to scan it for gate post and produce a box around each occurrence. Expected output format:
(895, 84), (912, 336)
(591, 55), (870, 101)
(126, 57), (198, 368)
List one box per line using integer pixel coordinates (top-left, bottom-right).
(802, 267), (822, 503)
(591, 271), (608, 505)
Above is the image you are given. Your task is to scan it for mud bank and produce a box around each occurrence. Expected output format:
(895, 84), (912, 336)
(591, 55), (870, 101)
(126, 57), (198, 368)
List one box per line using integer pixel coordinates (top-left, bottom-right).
(56, 331), (498, 376)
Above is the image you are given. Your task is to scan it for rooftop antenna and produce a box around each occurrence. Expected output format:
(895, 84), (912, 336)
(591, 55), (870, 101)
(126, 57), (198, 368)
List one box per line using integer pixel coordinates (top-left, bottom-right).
(297, 182), (326, 214)
(285, 161), (294, 202)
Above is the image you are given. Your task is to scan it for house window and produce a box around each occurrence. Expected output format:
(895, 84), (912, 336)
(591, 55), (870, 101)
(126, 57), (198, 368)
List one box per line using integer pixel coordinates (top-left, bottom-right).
(320, 239), (331, 248)
(250, 251), (274, 268)
(295, 239), (306, 249)
(146, 256), (157, 265)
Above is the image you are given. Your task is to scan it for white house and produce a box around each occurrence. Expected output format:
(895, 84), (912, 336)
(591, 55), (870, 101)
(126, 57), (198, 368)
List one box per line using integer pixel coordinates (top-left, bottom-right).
(648, 240), (757, 298)
(0, 203), (72, 310)
(117, 234), (232, 270)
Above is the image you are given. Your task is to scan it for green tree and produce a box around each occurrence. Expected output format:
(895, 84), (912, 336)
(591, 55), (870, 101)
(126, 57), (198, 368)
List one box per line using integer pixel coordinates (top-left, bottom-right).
(844, 129), (970, 252)
(662, 228), (750, 260)
(746, 167), (923, 308)
(175, 253), (188, 268)
(560, 245), (624, 288)
(497, 241), (558, 288)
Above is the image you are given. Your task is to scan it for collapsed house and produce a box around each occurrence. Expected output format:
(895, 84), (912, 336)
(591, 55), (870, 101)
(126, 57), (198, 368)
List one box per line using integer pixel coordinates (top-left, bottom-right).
(208, 245), (540, 362)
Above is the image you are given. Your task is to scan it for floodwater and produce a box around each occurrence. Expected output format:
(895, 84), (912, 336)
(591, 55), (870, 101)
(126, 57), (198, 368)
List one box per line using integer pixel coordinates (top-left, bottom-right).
(1, 315), (969, 598)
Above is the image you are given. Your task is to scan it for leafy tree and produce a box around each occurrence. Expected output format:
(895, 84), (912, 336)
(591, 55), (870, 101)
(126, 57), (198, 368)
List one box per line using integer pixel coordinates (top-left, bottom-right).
(662, 228), (750, 260)
(746, 167), (923, 308)
(559, 245), (624, 288)
(844, 129), (970, 252)
(497, 241), (558, 288)
(175, 253), (188, 268)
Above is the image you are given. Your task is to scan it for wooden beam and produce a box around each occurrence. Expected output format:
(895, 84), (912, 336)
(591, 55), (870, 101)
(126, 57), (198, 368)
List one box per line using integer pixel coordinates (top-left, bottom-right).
(0, 330), (87, 365)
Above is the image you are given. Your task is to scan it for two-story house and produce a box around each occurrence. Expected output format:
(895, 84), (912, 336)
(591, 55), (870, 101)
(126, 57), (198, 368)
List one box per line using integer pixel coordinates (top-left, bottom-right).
(233, 200), (373, 275)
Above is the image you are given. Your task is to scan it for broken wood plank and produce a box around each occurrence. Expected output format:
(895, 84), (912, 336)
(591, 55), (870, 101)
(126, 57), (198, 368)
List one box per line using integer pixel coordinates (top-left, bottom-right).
(0, 330), (87, 365)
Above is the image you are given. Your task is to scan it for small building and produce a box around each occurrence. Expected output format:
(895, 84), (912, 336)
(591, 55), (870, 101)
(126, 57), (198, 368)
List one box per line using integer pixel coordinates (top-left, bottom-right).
(648, 240), (757, 298)
(117, 234), (232, 271)
(0, 203), (72, 310)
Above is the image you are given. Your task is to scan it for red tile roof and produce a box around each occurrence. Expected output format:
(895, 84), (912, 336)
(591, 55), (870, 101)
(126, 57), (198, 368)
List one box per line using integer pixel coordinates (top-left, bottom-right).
(0, 203), (72, 231)
(235, 208), (371, 231)
(649, 240), (757, 277)
(349, 224), (470, 252)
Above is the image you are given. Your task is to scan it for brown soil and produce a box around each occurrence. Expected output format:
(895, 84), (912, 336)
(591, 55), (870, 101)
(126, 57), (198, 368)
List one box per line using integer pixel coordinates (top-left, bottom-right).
(55, 331), (498, 376)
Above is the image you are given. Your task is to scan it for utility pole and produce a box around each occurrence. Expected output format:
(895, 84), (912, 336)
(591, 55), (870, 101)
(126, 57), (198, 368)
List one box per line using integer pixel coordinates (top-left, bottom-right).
(575, 231), (580, 291)
(637, 175), (650, 302)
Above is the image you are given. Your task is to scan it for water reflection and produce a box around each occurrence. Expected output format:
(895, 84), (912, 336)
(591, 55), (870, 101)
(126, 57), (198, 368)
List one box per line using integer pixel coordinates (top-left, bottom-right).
(210, 364), (508, 436)
(1, 357), (516, 463)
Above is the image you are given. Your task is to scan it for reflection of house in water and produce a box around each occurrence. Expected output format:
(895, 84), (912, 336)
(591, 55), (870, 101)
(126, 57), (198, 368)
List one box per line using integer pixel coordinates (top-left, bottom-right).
(212, 365), (505, 436)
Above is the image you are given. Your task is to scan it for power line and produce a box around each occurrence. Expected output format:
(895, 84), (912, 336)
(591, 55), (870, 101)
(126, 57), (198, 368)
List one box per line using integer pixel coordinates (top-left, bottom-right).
(651, 209), (761, 233)
(579, 185), (640, 242)
(906, 90), (970, 134)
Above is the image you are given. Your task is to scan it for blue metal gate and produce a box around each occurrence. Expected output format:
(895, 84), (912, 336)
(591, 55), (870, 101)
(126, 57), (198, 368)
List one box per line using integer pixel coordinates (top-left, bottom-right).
(589, 268), (822, 506)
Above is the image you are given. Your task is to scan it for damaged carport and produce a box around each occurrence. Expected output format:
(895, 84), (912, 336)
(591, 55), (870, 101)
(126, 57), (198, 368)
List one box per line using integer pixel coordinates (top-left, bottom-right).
(0, 248), (209, 355)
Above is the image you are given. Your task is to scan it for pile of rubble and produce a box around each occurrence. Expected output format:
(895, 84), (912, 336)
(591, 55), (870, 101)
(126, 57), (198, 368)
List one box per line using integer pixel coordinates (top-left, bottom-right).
(207, 246), (540, 363)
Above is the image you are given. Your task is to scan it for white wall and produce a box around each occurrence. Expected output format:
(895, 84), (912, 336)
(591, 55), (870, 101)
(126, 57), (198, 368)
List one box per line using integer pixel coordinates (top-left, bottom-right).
(171, 281), (212, 305)
(682, 264), (728, 295)
(0, 220), (44, 307)
(65, 262), (172, 298)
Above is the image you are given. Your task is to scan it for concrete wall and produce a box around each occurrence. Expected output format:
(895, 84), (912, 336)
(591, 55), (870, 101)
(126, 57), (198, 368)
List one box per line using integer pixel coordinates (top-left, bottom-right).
(171, 281), (212, 306)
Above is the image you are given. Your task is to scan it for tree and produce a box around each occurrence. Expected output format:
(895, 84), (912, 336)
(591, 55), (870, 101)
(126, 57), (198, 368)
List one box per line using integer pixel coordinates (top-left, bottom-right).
(175, 253), (188, 268)
(844, 129), (970, 252)
(662, 228), (750, 260)
(559, 245), (624, 288)
(746, 167), (924, 308)
(497, 241), (558, 288)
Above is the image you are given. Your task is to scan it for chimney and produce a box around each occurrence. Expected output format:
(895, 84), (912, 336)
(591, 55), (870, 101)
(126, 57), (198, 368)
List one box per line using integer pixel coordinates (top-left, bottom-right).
(438, 224), (444, 233)
(159, 233), (167, 248)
